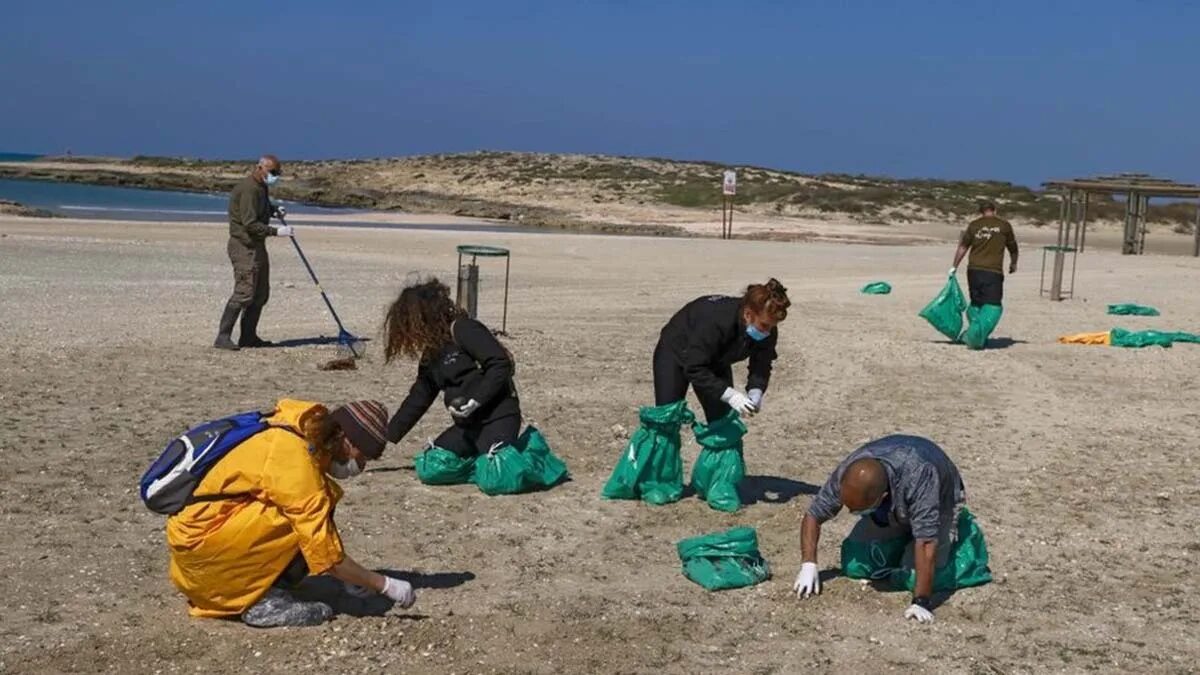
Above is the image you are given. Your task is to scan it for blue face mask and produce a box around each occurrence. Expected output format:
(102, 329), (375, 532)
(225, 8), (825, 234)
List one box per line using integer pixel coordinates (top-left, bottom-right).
(746, 324), (770, 342)
(265, 173), (280, 186)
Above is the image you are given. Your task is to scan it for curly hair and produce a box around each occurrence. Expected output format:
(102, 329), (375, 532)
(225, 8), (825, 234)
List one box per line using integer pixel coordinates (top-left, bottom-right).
(299, 404), (342, 461)
(742, 278), (791, 322)
(383, 277), (466, 363)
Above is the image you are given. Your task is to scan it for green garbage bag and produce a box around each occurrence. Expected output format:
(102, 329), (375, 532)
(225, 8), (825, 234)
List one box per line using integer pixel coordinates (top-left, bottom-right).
(840, 524), (909, 581)
(840, 509), (993, 593)
(918, 276), (967, 341)
(962, 304), (1003, 350)
(1111, 328), (1200, 348)
(677, 526), (771, 591)
(690, 410), (748, 513)
(414, 445), (476, 485)
(601, 400), (694, 505)
(472, 427), (570, 496)
(1107, 303), (1160, 317)
(889, 509), (993, 592)
(861, 281), (893, 295)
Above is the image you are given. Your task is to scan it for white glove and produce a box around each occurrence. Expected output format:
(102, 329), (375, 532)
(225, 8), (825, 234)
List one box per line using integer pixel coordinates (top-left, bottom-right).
(904, 603), (934, 623)
(948, 266), (957, 276)
(747, 388), (764, 411)
(721, 387), (757, 416)
(448, 398), (481, 419)
(275, 225), (294, 237)
(382, 576), (416, 609)
(273, 204), (287, 219)
(793, 562), (820, 598)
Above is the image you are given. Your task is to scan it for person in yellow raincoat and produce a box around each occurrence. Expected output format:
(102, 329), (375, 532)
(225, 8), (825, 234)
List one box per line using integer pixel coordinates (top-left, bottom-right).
(166, 399), (417, 627)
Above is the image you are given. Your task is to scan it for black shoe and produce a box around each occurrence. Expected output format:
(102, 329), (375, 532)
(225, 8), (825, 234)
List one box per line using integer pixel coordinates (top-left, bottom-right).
(214, 335), (240, 350)
(238, 336), (275, 348)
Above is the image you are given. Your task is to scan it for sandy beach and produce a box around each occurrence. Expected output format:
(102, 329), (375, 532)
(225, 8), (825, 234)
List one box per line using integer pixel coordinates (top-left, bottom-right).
(2, 214), (1199, 674)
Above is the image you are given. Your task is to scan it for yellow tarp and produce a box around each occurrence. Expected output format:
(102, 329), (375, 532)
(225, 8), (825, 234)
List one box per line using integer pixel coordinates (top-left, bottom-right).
(1057, 331), (1111, 345)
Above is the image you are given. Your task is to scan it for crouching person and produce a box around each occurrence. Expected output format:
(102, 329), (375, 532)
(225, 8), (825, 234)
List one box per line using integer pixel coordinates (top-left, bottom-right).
(792, 435), (990, 624)
(383, 278), (568, 493)
(163, 399), (417, 627)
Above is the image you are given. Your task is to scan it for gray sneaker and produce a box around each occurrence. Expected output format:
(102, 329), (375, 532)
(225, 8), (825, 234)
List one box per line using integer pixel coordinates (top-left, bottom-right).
(241, 588), (333, 628)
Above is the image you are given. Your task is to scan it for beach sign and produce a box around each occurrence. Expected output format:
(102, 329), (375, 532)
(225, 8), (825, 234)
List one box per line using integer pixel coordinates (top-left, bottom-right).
(722, 170), (737, 196)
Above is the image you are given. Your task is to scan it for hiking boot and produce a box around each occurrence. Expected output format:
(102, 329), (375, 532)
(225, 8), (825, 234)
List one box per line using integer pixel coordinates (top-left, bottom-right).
(215, 301), (242, 351)
(241, 588), (333, 628)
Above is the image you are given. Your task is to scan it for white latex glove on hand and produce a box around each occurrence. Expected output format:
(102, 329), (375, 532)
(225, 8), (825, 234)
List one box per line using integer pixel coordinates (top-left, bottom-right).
(904, 603), (934, 623)
(747, 388), (764, 411)
(382, 576), (416, 609)
(948, 266), (957, 276)
(721, 387), (757, 416)
(793, 562), (820, 598)
(448, 398), (481, 419)
(275, 225), (294, 237)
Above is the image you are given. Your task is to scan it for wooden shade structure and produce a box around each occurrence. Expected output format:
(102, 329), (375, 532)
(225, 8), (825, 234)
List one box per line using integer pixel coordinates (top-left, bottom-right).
(1038, 173), (1200, 301)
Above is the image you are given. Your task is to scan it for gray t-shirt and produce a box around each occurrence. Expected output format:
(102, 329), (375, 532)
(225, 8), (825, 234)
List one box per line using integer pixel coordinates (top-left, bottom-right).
(807, 435), (966, 540)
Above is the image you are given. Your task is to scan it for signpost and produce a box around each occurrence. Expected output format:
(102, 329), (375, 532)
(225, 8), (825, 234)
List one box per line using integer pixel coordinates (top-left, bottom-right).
(721, 170), (737, 239)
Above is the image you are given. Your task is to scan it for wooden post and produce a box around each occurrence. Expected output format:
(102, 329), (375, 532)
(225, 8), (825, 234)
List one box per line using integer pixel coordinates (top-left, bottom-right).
(721, 170), (737, 239)
(1050, 189), (1071, 301)
(1194, 199), (1200, 257)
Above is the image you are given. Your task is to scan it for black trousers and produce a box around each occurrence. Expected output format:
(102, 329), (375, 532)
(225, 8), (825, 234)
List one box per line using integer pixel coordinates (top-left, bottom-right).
(966, 268), (1004, 307)
(652, 340), (731, 423)
(434, 414), (522, 457)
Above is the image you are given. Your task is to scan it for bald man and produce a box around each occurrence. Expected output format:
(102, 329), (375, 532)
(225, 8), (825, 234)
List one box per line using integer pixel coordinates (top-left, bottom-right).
(214, 155), (293, 350)
(793, 435), (966, 623)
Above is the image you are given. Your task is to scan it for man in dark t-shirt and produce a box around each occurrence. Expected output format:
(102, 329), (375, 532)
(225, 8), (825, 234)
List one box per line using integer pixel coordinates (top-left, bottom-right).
(950, 202), (1017, 349)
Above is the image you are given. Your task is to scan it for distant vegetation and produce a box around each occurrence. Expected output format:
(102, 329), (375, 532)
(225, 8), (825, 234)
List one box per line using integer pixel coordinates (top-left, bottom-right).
(6, 151), (1195, 231)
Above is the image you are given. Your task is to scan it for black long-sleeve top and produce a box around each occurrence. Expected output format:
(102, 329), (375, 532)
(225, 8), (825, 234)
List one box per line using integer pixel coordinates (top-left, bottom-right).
(658, 295), (779, 402)
(387, 318), (520, 443)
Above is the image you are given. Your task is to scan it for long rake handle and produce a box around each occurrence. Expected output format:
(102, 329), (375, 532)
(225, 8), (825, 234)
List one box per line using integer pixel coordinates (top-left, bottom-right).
(281, 218), (350, 335)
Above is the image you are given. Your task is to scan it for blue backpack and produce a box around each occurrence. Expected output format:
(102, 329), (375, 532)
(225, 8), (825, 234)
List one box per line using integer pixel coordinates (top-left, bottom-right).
(139, 411), (270, 515)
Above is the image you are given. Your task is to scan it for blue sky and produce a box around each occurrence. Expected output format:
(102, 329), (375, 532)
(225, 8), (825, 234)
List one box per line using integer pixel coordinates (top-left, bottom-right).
(3, 1), (1198, 186)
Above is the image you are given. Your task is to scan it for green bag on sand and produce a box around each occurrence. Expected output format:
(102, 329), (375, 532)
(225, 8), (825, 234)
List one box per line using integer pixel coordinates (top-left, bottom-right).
(1109, 328), (1200, 348)
(690, 410), (748, 513)
(601, 400), (694, 505)
(414, 445), (476, 485)
(1107, 303), (1160, 317)
(890, 509), (993, 592)
(962, 304), (1004, 350)
(919, 276), (967, 341)
(472, 427), (569, 496)
(840, 509), (992, 593)
(677, 526), (771, 591)
(861, 281), (893, 295)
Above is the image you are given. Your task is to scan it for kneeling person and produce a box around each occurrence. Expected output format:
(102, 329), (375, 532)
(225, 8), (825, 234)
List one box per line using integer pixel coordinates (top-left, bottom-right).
(793, 435), (968, 624)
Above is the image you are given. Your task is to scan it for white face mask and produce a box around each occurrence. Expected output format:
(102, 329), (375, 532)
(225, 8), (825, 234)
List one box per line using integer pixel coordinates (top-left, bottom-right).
(329, 458), (363, 480)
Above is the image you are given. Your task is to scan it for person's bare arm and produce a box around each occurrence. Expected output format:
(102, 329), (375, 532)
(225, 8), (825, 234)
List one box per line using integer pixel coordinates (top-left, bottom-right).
(1006, 226), (1019, 273)
(911, 538), (937, 599)
(328, 555), (387, 591)
(952, 242), (969, 270)
(801, 512), (821, 563)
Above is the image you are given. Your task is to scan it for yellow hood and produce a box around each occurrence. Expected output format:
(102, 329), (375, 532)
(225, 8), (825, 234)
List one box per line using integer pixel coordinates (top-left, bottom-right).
(265, 399), (326, 435)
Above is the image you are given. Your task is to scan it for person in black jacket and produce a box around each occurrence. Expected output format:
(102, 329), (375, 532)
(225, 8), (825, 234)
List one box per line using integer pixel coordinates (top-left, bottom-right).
(655, 278), (790, 421)
(383, 278), (520, 456)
